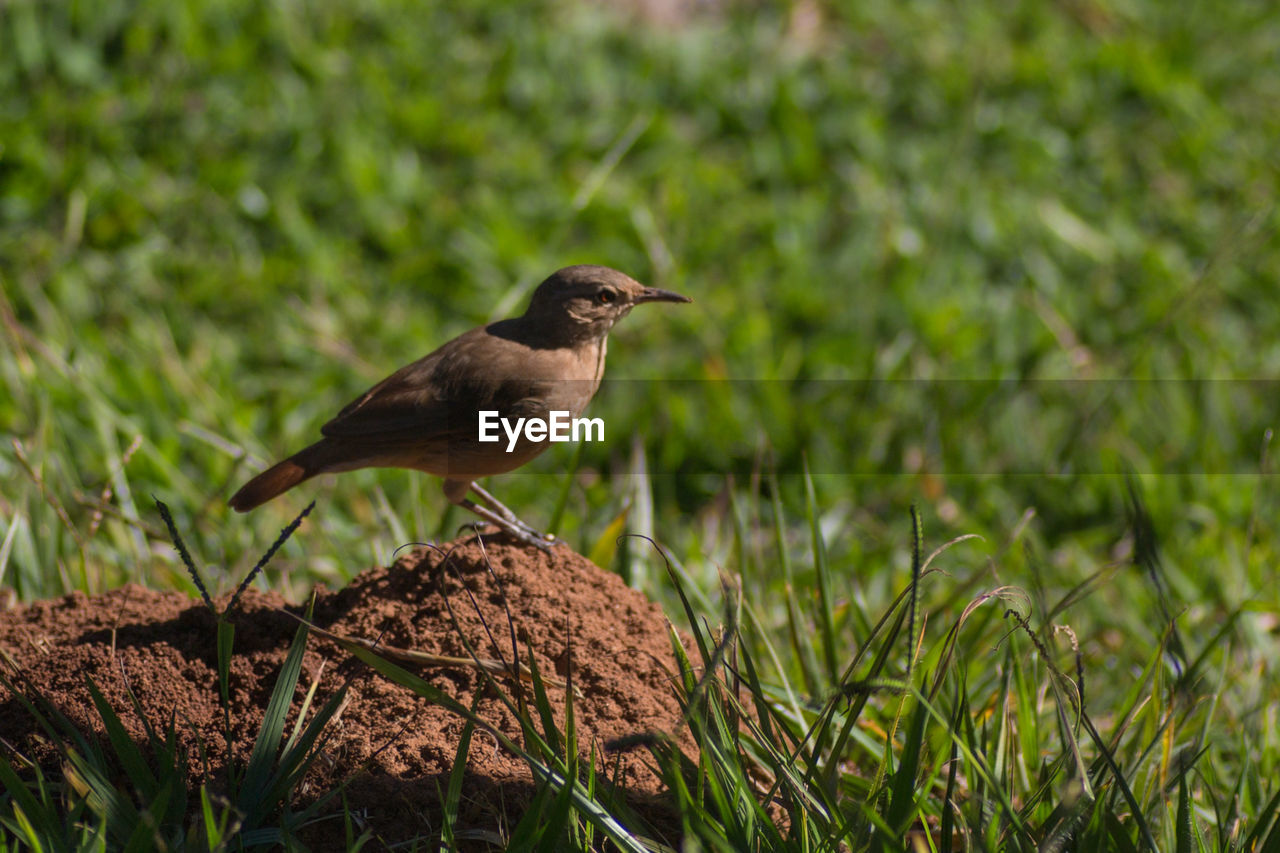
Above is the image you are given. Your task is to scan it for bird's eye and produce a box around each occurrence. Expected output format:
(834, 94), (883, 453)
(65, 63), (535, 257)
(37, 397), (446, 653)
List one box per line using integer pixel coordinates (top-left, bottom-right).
(596, 289), (616, 305)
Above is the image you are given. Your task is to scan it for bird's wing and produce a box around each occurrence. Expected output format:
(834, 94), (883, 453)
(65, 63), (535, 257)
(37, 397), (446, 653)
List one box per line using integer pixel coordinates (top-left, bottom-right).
(319, 357), (455, 443)
(319, 327), (544, 445)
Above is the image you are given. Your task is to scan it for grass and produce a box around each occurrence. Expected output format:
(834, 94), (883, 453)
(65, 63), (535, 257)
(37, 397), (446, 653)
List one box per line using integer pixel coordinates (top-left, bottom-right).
(2, 0), (1279, 848)
(6, 496), (1279, 849)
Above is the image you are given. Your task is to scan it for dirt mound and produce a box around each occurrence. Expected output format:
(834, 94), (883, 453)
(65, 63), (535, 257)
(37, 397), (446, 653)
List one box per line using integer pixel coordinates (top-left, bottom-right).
(0, 533), (689, 847)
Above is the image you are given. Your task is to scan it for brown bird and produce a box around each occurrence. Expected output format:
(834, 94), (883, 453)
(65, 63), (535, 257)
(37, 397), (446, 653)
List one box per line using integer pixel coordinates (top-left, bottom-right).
(229, 265), (690, 548)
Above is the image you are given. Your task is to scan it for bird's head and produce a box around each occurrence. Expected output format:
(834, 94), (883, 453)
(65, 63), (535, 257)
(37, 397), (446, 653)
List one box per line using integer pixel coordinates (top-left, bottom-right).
(524, 265), (690, 341)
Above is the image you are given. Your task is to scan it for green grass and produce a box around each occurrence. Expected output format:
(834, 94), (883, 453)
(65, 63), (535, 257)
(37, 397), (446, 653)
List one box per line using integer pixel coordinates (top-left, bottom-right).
(2, 0), (1279, 848)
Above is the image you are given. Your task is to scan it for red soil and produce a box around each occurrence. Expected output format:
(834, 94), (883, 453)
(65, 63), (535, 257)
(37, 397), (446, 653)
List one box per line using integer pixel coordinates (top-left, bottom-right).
(0, 533), (690, 849)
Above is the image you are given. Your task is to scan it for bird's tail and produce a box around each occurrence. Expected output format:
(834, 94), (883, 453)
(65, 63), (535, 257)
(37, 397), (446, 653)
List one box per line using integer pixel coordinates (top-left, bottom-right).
(228, 441), (331, 512)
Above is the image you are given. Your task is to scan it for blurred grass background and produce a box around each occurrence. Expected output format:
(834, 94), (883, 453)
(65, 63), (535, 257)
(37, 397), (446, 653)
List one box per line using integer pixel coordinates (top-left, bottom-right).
(1, 0), (1277, 637)
(4, 0), (1280, 845)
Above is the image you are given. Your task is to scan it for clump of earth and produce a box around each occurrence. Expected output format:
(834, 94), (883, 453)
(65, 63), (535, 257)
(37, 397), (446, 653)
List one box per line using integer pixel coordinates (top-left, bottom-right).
(0, 534), (690, 848)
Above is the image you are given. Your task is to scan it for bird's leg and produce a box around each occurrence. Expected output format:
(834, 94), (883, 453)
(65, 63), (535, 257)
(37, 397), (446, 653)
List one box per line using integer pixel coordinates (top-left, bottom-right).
(469, 482), (559, 546)
(443, 479), (557, 550)
(468, 483), (541, 533)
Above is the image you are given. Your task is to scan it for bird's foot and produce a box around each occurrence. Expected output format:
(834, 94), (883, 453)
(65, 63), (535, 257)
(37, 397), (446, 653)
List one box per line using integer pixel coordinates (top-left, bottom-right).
(508, 525), (560, 551)
(467, 521), (558, 551)
(458, 498), (559, 551)
(461, 485), (562, 551)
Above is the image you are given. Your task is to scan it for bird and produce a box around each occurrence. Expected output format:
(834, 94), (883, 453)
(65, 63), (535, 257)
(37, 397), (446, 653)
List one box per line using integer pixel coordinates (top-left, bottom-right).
(228, 265), (691, 548)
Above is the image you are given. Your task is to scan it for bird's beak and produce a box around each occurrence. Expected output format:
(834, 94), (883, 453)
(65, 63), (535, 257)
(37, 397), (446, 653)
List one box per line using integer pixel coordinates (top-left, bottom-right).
(635, 286), (692, 304)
